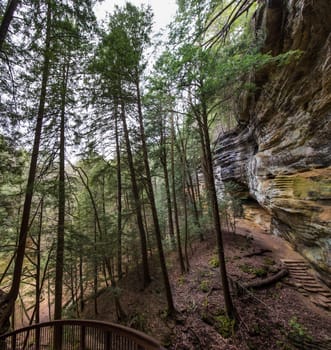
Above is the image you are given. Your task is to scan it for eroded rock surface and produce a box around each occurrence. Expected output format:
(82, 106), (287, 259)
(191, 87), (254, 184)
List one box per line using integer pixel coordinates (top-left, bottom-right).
(215, 0), (331, 286)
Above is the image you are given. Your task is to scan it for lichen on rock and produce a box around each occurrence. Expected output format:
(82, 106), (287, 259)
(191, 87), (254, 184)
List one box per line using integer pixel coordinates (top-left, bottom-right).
(214, 0), (331, 286)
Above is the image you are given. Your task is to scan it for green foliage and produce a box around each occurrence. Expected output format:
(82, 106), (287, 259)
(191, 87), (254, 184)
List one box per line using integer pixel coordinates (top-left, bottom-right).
(239, 263), (268, 277)
(209, 255), (219, 268)
(239, 263), (253, 274)
(0, 0), (308, 328)
(253, 267), (268, 278)
(129, 312), (148, 332)
(199, 279), (210, 293)
(288, 316), (311, 339)
(263, 257), (276, 266)
(177, 276), (186, 286)
(214, 313), (236, 338)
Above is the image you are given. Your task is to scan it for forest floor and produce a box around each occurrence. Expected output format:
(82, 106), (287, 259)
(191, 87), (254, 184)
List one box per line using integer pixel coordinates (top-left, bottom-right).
(84, 219), (331, 349)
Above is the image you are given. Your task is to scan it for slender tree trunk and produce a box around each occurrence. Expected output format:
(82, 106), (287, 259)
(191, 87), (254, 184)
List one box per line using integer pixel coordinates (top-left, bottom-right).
(102, 262), (110, 287)
(104, 257), (126, 321)
(35, 198), (43, 324)
(69, 263), (77, 315)
(73, 167), (105, 313)
(186, 162), (203, 241)
(101, 173), (111, 287)
(54, 61), (69, 321)
(18, 292), (30, 324)
(79, 255), (84, 313)
(142, 201), (152, 257)
(119, 95), (151, 288)
(176, 121), (204, 243)
(175, 124), (192, 267)
(73, 259), (79, 317)
(170, 114), (186, 273)
(0, 1), (52, 331)
(30, 242), (53, 325)
(135, 75), (175, 314)
(195, 88), (234, 319)
(195, 168), (203, 214)
(0, 0), (20, 52)
(182, 158), (190, 271)
(74, 166), (125, 318)
(93, 219), (98, 316)
(47, 272), (51, 320)
(53, 59), (69, 350)
(114, 111), (123, 280)
(159, 119), (175, 242)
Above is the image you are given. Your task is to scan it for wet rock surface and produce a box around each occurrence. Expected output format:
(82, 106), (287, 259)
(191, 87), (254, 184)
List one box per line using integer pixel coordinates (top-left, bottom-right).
(214, 0), (331, 285)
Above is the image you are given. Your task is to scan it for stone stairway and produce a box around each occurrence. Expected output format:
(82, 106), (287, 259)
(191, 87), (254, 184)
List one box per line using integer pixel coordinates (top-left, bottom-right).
(281, 259), (331, 311)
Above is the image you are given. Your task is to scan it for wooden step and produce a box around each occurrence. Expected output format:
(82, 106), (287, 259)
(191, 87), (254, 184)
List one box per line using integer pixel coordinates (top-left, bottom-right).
(303, 286), (328, 293)
(290, 276), (316, 282)
(287, 266), (309, 271)
(282, 259), (308, 264)
(289, 272), (312, 278)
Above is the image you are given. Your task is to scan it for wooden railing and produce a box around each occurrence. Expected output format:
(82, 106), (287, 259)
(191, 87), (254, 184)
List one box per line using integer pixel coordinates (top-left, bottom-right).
(0, 319), (164, 350)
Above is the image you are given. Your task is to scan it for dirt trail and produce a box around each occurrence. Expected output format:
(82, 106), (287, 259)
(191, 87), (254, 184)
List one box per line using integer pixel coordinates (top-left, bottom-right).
(235, 218), (303, 262)
(79, 216), (331, 349)
(235, 218), (331, 312)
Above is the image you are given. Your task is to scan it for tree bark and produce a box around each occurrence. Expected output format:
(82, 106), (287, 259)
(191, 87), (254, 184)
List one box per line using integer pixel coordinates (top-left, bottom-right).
(79, 255), (84, 313)
(186, 160), (203, 241)
(242, 269), (288, 289)
(170, 114), (186, 274)
(93, 219), (98, 316)
(119, 95), (151, 288)
(0, 0), (52, 331)
(194, 84), (234, 319)
(135, 75), (175, 314)
(0, 0), (20, 52)
(159, 117), (175, 242)
(54, 61), (69, 321)
(114, 110), (123, 280)
(170, 115), (187, 273)
(35, 198), (43, 324)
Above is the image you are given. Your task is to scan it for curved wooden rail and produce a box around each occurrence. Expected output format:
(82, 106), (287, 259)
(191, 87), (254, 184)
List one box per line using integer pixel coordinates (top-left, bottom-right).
(0, 319), (164, 350)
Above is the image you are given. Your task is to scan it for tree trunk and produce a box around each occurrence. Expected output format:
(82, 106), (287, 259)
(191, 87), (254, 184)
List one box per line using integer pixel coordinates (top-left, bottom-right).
(0, 0), (20, 52)
(170, 114), (186, 274)
(104, 258), (126, 321)
(79, 255), (84, 313)
(101, 173), (111, 287)
(186, 161), (203, 241)
(74, 165), (126, 317)
(159, 118), (175, 242)
(0, 0), (52, 331)
(119, 95), (151, 288)
(114, 111), (123, 280)
(195, 168), (203, 215)
(135, 75), (175, 314)
(182, 163), (190, 271)
(195, 92), (234, 319)
(54, 61), (69, 321)
(93, 219), (98, 316)
(242, 269), (288, 290)
(35, 198), (43, 324)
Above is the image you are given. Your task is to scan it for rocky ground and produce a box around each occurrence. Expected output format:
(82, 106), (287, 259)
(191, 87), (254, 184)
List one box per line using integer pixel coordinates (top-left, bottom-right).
(84, 219), (331, 349)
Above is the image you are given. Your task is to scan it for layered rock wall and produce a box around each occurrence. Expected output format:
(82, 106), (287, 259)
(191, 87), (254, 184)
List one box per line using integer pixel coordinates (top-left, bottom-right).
(215, 0), (331, 285)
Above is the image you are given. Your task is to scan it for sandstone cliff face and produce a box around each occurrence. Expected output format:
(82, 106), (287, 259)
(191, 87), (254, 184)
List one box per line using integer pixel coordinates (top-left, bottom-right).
(214, 0), (331, 285)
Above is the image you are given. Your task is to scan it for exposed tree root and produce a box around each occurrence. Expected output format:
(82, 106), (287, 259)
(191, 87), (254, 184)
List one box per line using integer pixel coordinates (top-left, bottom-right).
(243, 249), (272, 258)
(243, 268), (288, 290)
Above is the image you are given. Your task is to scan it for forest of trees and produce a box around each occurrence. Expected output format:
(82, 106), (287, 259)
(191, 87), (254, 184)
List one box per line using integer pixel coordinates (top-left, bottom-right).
(0, 0), (286, 334)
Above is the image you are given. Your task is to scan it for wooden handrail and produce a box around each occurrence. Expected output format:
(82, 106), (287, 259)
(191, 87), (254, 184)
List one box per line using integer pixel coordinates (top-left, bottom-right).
(0, 319), (165, 350)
